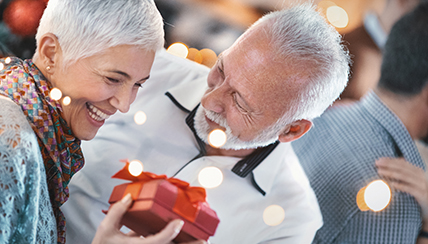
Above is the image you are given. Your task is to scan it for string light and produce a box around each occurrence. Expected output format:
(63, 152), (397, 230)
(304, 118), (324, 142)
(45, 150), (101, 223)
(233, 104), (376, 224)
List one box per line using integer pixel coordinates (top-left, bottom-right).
(198, 166), (223, 189)
(208, 129), (227, 148)
(263, 205), (285, 226)
(166, 42), (189, 58)
(5, 57), (11, 64)
(134, 111), (147, 125)
(49, 88), (62, 101)
(0, 63), (4, 70)
(62, 96), (71, 106)
(356, 180), (391, 212)
(128, 160), (144, 177)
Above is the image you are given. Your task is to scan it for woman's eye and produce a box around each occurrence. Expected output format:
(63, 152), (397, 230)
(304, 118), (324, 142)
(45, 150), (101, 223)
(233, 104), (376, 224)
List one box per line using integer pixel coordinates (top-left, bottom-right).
(106, 77), (120, 83)
(134, 83), (143, 88)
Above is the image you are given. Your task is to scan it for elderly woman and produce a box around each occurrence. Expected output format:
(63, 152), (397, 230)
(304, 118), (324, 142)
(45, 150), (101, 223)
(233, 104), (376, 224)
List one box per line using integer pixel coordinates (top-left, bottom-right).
(0, 0), (204, 243)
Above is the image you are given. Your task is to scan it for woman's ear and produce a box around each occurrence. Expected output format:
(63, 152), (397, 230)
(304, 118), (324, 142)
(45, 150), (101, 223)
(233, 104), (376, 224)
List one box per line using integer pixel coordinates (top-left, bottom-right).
(278, 119), (312, 143)
(35, 33), (61, 73)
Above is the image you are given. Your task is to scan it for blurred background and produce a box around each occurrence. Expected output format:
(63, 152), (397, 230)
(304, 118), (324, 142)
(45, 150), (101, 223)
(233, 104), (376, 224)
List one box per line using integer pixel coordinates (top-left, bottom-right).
(0, 0), (386, 65)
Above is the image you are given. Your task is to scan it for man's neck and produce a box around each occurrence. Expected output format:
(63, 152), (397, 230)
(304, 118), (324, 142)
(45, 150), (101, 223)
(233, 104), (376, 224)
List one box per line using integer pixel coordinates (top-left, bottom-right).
(378, 7), (397, 35)
(375, 88), (428, 140)
(205, 144), (256, 158)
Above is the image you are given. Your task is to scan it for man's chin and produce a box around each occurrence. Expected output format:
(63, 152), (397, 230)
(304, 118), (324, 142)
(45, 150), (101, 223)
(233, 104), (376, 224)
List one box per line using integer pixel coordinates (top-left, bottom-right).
(218, 138), (277, 151)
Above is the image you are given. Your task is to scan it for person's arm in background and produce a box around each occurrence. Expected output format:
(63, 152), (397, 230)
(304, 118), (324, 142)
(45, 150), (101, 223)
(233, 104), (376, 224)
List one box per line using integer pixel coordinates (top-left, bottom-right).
(376, 158), (428, 244)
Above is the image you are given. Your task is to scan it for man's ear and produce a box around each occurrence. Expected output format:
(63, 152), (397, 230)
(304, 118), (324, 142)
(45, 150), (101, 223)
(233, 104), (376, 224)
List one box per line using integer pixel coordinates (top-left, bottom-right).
(278, 119), (312, 143)
(35, 33), (61, 73)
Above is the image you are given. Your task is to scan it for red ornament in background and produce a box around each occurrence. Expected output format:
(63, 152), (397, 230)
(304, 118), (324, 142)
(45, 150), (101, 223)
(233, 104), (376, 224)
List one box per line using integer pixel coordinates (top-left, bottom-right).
(3, 0), (48, 37)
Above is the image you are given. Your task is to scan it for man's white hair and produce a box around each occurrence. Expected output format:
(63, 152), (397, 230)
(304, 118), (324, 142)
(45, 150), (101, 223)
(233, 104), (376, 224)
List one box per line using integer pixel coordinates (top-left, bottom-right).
(251, 3), (350, 125)
(35, 0), (164, 66)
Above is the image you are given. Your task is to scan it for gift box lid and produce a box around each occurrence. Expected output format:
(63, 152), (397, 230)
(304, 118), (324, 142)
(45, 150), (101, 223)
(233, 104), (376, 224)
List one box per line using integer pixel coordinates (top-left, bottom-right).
(108, 164), (220, 238)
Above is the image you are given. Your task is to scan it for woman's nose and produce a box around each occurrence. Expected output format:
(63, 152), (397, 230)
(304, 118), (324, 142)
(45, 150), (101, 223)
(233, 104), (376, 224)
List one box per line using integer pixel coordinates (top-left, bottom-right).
(109, 87), (135, 113)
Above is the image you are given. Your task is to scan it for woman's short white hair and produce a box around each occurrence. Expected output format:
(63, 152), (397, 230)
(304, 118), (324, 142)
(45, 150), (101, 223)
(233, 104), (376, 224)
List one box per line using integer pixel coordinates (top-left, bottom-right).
(251, 3), (350, 125)
(35, 0), (164, 66)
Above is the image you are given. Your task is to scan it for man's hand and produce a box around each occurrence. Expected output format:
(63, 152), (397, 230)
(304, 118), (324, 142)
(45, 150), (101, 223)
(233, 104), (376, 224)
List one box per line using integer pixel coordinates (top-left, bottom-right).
(92, 193), (207, 244)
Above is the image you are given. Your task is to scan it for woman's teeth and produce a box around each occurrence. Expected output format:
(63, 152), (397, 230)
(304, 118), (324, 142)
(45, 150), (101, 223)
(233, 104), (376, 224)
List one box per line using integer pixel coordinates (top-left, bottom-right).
(87, 104), (110, 121)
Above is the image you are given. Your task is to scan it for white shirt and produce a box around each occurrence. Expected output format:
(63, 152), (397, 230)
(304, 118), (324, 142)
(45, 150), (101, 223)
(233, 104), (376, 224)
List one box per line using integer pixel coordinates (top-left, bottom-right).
(62, 49), (322, 244)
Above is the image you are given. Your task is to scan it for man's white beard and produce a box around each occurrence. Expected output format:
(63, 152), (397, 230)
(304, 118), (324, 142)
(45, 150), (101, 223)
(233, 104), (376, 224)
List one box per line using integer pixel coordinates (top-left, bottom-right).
(194, 106), (281, 150)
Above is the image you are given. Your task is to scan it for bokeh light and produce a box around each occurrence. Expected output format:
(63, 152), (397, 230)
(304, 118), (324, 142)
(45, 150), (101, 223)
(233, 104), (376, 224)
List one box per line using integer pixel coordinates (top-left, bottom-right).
(62, 96), (71, 106)
(49, 88), (62, 101)
(263, 205), (285, 226)
(198, 166), (223, 189)
(0, 63), (4, 70)
(200, 48), (217, 68)
(208, 129), (227, 148)
(128, 160), (144, 177)
(134, 111), (147, 125)
(317, 0), (337, 12)
(5, 57), (11, 64)
(357, 180), (391, 212)
(3, 0), (47, 37)
(166, 42), (189, 58)
(326, 6), (349, 28)
(365, 180), (391, 211)
(187, 48), (203, 64)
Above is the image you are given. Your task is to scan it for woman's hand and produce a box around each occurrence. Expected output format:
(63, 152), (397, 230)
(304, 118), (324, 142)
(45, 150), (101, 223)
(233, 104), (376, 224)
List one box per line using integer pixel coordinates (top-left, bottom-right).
(92, 193), (207, 244)
(376, 157), (428, 224)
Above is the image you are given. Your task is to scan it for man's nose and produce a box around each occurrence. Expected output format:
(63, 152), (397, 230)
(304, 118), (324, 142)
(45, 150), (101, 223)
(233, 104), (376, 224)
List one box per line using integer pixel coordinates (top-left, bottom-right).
(200, 85), (226, 114)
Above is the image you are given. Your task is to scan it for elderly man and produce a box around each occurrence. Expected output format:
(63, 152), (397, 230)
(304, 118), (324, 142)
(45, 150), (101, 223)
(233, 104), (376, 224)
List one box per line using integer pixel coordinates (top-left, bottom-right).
(62, 4), (349, 244)
(292, 2), (428, 243)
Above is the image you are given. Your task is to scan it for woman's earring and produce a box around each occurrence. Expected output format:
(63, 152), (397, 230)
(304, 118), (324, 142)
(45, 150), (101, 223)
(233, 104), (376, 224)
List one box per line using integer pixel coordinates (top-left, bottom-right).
(46, 66), (51, 71)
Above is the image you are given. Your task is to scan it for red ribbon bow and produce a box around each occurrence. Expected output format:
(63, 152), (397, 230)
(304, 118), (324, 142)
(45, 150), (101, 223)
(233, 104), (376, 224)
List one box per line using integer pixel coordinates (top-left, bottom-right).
(112, 160), (207, 222)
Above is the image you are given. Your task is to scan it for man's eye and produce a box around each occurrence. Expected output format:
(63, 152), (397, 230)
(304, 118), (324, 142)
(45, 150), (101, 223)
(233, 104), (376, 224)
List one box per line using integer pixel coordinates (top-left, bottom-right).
(233, 93), (245, 111)
(134, 83), (143, 88)
(218, 66), (225, 77)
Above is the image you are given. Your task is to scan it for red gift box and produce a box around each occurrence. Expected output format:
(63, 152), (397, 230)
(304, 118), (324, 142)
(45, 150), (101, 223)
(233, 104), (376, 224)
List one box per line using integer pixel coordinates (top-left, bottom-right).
(106, 161), (220, 242)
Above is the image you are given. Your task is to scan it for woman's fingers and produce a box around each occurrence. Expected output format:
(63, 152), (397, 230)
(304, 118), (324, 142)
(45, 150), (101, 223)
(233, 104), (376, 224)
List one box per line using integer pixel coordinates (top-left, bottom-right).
(104, 193), (133, 229)
(92, 194), (133, 244)
(140, 219), (184, 244)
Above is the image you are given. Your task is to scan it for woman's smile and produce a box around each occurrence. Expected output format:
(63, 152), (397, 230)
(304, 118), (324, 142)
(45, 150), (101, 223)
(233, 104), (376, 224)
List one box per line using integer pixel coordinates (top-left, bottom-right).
(86, 103), (112, 122)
